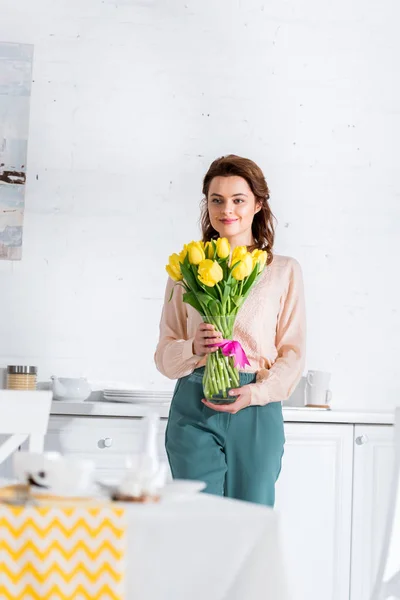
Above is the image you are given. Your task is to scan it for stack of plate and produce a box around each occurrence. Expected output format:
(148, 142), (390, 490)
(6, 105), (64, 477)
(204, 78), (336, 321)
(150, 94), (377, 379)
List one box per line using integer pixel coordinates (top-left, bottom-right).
(103, 389), (172, 404)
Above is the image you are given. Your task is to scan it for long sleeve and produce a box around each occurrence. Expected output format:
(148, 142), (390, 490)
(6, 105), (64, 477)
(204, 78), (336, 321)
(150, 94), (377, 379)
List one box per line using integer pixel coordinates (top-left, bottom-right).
(154, 277), (203, 380)
(250, 258), (306, 406)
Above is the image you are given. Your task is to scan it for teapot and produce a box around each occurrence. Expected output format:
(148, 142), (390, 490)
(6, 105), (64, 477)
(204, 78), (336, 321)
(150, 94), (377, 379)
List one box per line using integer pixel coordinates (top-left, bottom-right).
(51, 376), (91, 402)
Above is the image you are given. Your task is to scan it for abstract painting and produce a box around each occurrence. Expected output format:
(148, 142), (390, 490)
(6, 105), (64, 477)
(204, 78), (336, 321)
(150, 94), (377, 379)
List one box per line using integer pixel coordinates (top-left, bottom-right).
(0, 42), (33, 260)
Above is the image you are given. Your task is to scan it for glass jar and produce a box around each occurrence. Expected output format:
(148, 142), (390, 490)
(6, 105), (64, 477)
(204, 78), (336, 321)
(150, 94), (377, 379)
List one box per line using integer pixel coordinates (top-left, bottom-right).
(6, 365), (37, 390)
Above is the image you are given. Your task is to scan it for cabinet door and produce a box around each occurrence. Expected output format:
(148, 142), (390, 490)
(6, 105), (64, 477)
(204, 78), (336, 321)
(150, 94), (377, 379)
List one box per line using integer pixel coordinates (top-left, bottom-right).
(275, 423), (354, 600)
(42, 416), (170, 480)
(350, 424), (395, 600)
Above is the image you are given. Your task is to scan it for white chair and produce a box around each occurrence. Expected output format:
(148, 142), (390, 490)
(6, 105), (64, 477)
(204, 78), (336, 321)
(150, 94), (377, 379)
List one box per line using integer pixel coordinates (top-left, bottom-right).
(371, 407), (400, 600)
(0, 390), (52, 464)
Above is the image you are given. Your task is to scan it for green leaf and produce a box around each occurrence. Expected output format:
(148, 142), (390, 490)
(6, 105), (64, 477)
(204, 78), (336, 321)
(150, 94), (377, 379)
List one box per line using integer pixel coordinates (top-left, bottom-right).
(182, 292), (203, 313)
(222, 284), (231, 306)
(231, 295), (245, 309)
(180, 262), (200, 292)
(196, 292), (214, 306)
(198, 280), (218, 299)
(168, 282), (187, 302)
(221, 258), (229, 280)
(241, 263), (260, 296)
(209, 299), (223, 316)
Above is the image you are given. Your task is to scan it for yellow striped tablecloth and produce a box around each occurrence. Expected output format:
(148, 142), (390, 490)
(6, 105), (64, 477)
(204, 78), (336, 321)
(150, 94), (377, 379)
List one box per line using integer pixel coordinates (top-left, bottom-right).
(0, 502), (126, 600)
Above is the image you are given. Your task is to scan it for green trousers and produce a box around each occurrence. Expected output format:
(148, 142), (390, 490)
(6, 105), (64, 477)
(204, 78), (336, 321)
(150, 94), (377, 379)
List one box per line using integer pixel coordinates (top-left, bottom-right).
(165, 367), (285, 507)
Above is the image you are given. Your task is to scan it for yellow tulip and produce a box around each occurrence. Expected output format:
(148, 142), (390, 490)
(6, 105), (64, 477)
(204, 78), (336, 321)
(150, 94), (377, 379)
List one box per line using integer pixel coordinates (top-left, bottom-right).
(187, 241), (205, 265)
(216, 237), (230, 259)
(231, 252), (253, 281)
(251, 249), (268, 271)
(198, 259), (223, 287)
(165, 253), (183, 281)
(205, 241), (214, 259)
(230, 245), (248, 267)
(179, 245), (188, 263)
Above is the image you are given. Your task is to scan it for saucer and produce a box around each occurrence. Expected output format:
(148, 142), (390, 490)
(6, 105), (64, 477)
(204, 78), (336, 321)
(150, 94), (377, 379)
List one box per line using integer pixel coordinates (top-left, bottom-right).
(160, 480), (206, 501)
(31, 485), (98, 499)
(95, 478), (206, 502)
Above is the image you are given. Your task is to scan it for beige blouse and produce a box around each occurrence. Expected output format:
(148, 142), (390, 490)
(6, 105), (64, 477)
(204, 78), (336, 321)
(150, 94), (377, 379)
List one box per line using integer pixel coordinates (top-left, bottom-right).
(154, 254), (306, 406)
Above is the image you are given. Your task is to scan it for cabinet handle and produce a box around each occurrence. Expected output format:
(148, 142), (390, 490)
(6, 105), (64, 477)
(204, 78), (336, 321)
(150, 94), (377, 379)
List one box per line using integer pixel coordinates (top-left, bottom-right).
(100, 437), (113, 448)
(355, 434), (368, 445)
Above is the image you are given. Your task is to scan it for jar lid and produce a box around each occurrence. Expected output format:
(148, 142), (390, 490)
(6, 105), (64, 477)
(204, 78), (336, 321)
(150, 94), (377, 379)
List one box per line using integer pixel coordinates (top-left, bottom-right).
(7, 365), (37, 375)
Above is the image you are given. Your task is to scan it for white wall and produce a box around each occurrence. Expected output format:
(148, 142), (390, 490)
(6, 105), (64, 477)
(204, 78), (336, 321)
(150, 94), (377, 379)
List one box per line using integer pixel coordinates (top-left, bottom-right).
(0, 0), (399, 410)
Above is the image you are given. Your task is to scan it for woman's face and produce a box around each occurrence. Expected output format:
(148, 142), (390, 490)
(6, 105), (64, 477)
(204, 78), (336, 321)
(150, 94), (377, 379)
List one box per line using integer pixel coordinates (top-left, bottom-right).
(207, 176), (261, 247)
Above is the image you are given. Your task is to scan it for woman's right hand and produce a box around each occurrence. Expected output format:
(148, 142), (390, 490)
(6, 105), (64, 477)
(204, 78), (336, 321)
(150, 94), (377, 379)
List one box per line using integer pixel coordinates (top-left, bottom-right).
(193, 323), (223, 357)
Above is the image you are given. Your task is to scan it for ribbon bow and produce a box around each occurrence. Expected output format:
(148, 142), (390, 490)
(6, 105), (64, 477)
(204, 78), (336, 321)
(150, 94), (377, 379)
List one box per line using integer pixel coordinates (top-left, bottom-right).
(214, 339), (251, 369)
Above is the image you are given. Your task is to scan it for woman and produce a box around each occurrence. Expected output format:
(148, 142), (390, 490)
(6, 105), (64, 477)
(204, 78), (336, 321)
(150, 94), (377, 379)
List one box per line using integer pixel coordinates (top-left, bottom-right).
(154, 154), (306, 506)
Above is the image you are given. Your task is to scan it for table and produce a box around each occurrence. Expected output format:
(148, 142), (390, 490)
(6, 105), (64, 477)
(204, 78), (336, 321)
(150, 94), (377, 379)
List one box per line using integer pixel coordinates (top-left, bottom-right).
(0, 482), (290, 600)
(124, 494), (289, 600)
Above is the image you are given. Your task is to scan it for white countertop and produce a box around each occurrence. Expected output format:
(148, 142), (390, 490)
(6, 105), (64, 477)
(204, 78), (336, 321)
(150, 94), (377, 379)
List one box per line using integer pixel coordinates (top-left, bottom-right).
(50, 400), (395, 425)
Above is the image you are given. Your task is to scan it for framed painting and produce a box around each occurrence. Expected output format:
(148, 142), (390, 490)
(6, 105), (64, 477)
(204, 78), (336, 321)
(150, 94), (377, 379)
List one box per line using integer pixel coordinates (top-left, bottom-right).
(0, 42), (33, 260)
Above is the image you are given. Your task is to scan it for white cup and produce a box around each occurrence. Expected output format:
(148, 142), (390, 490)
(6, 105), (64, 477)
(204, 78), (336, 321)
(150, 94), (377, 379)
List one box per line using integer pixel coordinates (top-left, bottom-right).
(13, 452), (95, 496)
(304, 370), (332, 407)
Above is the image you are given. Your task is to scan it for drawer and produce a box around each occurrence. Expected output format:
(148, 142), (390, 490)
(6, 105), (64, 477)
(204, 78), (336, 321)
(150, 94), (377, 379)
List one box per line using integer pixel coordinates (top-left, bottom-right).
(45, 416), (168, 458)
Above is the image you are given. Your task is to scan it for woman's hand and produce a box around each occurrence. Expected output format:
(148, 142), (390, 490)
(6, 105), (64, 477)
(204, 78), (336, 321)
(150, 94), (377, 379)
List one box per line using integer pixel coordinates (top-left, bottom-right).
(202, 384), (252, 414)
(193, 323), (222, 357)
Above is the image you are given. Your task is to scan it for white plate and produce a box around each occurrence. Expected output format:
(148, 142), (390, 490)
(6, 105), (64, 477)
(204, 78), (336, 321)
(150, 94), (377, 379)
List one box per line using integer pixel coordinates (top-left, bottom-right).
(160, 480), (206, 501)
(95, 479), (206, 502)
(104, 390), (171, 396)
(103, 397), (170, 405)
(103, 390), (172, 396)
(103, 396), (171, 401)
(31, 485), (98, 498)
(103, 394), (171, 399)
(284, 406), (331, 411)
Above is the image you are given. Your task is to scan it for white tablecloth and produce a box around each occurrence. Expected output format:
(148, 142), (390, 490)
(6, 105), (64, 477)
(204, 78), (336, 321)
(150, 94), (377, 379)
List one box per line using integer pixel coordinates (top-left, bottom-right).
(125, 494), (289, 600)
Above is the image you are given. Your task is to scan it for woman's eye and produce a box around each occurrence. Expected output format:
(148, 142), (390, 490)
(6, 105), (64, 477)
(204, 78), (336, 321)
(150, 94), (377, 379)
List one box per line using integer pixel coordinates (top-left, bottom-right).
(234, 198), (244, 203)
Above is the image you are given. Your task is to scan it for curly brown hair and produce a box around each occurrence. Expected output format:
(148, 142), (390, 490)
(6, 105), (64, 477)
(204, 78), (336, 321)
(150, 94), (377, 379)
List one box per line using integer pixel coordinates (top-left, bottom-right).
(200, 154), (275, 264)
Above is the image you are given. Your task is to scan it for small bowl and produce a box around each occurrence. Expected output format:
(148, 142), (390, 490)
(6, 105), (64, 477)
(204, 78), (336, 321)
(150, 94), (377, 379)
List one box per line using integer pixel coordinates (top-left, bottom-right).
(51, 376), (91, 402)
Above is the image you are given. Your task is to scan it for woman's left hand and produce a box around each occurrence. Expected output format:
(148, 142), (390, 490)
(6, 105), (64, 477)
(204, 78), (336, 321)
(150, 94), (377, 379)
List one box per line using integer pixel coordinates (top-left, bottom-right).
(202, 384), (252, 414)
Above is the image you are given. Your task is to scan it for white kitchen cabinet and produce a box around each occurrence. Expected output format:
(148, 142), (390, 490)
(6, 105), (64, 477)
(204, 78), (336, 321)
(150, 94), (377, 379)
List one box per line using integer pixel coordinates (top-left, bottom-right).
(275, 423), (354, 600)
(42, 416), (170, 480)
(350, 424), (395, 600)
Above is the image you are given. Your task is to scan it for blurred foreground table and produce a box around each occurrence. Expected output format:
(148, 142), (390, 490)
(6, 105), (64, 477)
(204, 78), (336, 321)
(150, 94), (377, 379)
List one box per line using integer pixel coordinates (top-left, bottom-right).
(125, 494), (289, 600)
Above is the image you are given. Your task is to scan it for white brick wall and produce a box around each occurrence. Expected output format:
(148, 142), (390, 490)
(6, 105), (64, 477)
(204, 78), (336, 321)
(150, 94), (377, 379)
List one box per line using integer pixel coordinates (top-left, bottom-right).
(0, 0), (399, 409)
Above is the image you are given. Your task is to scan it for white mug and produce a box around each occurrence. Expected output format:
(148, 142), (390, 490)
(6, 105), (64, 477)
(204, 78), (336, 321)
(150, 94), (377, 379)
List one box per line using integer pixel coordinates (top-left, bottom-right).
(13, 452), (95, 495)
(304, 370), (332, 407)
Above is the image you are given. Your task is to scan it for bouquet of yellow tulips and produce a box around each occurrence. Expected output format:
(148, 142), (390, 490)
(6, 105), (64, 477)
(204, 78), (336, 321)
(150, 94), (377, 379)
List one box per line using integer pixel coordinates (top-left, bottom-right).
(166, 238), (267, 403)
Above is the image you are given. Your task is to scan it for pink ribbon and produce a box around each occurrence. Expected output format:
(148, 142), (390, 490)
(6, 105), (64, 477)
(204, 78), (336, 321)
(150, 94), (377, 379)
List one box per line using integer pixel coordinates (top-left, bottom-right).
(214, 339), (251, 369)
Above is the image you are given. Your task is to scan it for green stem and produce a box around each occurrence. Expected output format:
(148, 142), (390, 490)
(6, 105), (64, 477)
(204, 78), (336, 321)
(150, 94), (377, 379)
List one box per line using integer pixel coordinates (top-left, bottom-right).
(216, 283), (223, 303)
(218, 353), (230, 391)
(226, 357), (240, 386)
(203, 361), (210, 398)
(214, 354), (224, 393)
(205, 355), (217, 398)
(209, 354), (219, 396)
(205, 354), (215, 396)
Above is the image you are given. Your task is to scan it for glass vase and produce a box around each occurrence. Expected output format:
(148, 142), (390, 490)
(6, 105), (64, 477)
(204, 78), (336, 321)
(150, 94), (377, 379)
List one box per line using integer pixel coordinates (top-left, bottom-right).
(202, 315), (240, 404)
